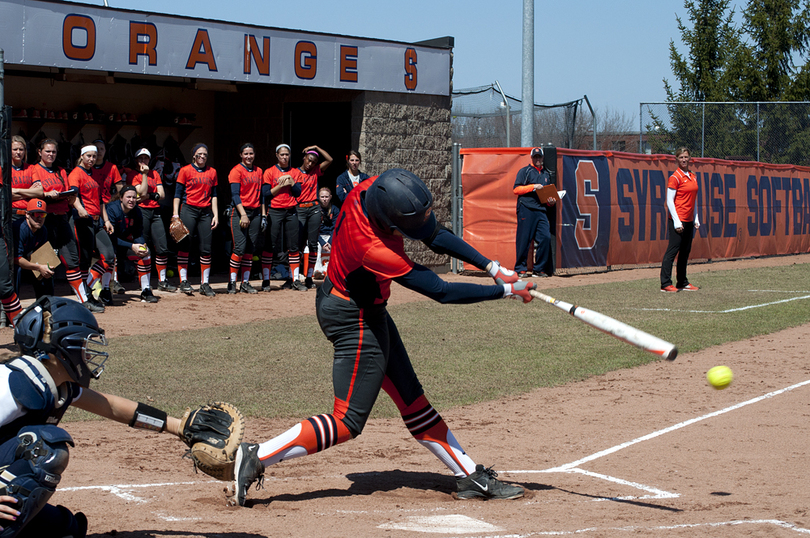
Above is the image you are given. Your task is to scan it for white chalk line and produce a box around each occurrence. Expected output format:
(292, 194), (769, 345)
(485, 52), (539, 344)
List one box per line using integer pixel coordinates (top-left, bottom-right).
(470, 519), (810, 537)
(60, 480), (216, 503)
(506, 378), (810, 502)
(639, 293), (810, 313)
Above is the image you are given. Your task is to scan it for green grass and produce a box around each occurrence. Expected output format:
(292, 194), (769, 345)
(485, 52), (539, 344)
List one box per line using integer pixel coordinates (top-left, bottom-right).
(67, 263), (810, 422)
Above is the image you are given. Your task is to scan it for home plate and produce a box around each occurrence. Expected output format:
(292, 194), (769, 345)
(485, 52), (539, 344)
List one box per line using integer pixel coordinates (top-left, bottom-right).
(378, 514), (504, 533)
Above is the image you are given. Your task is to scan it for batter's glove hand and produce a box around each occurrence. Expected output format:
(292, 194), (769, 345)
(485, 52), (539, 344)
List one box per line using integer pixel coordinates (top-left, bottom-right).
(179, 402), (246, 481)
(504, 280), (536, 303)
(490, 261), (518, 285)
(260, 216), (268, 233)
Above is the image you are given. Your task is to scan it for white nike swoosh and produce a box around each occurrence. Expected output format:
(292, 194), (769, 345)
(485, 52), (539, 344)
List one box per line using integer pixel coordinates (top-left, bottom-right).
(471, 479), (488, 491)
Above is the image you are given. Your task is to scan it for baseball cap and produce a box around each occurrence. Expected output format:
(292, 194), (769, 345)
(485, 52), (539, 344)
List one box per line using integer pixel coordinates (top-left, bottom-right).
(531, 147), (544, 158)
(135, 148), (151, 159)
(27, 198), (47, 213)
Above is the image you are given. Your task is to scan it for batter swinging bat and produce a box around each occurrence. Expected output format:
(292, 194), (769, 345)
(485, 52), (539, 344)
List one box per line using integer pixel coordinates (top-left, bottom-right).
(529, 289), (678, 360)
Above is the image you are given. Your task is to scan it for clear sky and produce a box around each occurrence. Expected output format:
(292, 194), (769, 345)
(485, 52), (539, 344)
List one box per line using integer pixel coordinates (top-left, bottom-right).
(63, 0), (692, 123)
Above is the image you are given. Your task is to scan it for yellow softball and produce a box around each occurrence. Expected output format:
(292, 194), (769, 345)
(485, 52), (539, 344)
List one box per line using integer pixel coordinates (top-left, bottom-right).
(167, 269), (175, 278)
(707, 365), (733, 390)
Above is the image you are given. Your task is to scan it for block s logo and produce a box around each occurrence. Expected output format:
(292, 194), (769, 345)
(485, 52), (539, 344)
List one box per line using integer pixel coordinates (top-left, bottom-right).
(575, 160), (600, 249)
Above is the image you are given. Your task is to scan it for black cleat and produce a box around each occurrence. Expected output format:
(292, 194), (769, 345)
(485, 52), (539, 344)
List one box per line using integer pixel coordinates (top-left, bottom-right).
(233, 443), (264, 507)
(200, 282), (216, 297)
(112, 280), (126, 294)
(261, 279), (272, 292)
(304, 276), (314, 289)
(179, 280), (195, 295)
(240, 281), (258, 294)
(455, 465), (524, 500)
(158, 280), (177, 292)
(84, 298), (105, 314)
(292, 280), (307, 291)
(98, 287), (114, 306)
(281, 278), (293, 290)
(140, 288), (159, 303)
(227, 281), (238, 294)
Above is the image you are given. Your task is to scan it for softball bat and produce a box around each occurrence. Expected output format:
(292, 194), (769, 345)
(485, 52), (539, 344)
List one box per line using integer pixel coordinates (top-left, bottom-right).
(529, 289), (678, 360)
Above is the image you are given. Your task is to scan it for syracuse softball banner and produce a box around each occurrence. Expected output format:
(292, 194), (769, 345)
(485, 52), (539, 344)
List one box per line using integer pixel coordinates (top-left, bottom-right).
(461, 148), (810, 271)
(0, 0), (450, 96)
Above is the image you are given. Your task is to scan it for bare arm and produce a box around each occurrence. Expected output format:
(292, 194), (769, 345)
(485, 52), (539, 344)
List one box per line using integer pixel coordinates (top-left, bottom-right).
(73, 387), (182, 436)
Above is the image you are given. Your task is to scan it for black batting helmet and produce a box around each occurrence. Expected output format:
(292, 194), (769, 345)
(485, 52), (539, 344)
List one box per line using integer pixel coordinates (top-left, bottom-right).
(14, 296), (108, 387)
(364, 169), (437, 240)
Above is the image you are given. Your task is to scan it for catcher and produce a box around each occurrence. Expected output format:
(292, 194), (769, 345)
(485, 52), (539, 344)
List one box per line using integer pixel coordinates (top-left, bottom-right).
(0, 296), (243, 538)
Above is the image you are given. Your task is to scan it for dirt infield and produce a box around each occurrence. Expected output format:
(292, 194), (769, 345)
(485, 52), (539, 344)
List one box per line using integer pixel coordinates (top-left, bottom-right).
(9, 255), (810, 537)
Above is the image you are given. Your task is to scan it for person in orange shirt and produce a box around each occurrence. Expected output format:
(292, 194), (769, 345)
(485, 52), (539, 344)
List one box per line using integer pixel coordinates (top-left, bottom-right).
(10, 136), (43, 223)
(173, 143), (219, 297)
(261, 144), (302, 291)
(227, 143), (263, 294)
(660, 147), (701, 292)
(292, 145), (332, 289)
(68, 145), (115, 311)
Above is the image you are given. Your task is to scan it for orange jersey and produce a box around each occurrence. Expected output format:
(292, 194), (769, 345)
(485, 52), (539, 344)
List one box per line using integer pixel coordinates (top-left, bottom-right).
(667, 168), (699, 223)
(92, 161), (122, 204)
(177, 164), (218, 208)
(131, 170), (163, 209)
(68, 166), (103, 217)
(263, 164), (296, 209)
(327, 177), (414, 305)
(292, 166), (322, 203)
(32, 164), (70, 214)
(228, 164), (263, 209)
(11, 163), (37, 211)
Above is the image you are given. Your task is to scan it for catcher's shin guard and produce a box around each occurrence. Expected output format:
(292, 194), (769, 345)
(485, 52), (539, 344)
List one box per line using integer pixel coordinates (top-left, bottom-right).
(0, 425), (74, 538)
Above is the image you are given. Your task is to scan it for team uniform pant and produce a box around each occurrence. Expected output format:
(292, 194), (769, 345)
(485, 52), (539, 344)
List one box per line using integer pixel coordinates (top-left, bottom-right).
(140, 207), (170, 282)
(74, 217), (115, 287)
(229, 207), (262, 282)
(177, 204), (213, 284)
(268, 207), (299, 278)
(660, 219), (695, 288)
(45, 213), (87, 302)
(514, 204), (551, 274)
(298, 204), (320, 278)
(251, 280), (477, 479)
(0, 236), (22, 324)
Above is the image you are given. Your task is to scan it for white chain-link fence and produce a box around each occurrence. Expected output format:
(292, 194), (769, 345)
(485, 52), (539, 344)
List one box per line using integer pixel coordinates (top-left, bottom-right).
(641, 101), (810, 165)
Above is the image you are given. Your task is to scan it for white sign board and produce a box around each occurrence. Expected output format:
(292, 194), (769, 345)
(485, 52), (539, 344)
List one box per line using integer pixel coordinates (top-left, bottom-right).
(0, 1), (451, 96)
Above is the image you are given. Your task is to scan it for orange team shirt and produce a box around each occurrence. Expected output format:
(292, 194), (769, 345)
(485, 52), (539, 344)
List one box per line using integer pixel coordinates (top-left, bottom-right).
(177, 164), (218, 208)
(92, 161), (123, 204)
(68, 166), (103, 217)
(32, 163), (71, 214)
(228, 164), (263, 209)
(667, 168), (699, 223)
(263, 165), (296, 209)
(11, 163), (37, 211)
(327, 177), (414, 305)
(291, 166), (322, 203)
(131, 169), (163, 209)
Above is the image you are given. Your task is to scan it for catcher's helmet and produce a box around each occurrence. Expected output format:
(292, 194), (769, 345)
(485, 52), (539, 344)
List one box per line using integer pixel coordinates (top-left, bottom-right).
(14, 296), (108, 387)
(364, 169), (437, 240)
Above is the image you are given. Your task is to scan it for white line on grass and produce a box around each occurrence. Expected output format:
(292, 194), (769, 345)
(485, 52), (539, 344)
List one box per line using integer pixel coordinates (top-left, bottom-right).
(639, 293), (810, 313)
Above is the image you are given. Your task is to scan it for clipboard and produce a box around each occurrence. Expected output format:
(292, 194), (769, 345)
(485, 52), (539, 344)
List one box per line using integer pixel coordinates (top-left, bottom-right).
(536, 184), (564, 204)
(29, 241), (61, 280)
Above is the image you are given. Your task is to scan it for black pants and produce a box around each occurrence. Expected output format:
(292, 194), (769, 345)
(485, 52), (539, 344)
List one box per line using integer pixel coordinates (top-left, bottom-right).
(74, 217), (115, 272)
(45, 213), (80, 270)
(660, 219), (695, 288)
(298, 204), (320, 254)
(141, 207), (169, 257)
(269, 207), (298, 258)
(178, 204), (213, 256)
(230, 206), (263, 257)
(317, 279), (424, 437)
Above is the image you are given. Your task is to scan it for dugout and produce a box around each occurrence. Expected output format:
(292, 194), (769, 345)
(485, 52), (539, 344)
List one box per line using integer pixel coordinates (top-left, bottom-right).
(0, 0), (454, 270)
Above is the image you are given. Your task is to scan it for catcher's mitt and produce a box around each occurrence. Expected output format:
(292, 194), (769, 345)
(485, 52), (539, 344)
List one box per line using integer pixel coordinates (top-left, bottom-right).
(180, 402), (245, 481)
(169, 216), (190, 243)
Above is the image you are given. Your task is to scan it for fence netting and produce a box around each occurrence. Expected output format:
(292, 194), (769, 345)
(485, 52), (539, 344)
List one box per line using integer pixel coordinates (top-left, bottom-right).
(641, 101), (810, 166)
(452, 84), (584, 149)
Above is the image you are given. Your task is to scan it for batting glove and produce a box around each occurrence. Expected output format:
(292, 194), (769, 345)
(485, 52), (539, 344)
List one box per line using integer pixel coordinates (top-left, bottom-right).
(503, 281), (536, 303)
(260, 216), (268, 233)
(489, 261), (518, 285)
